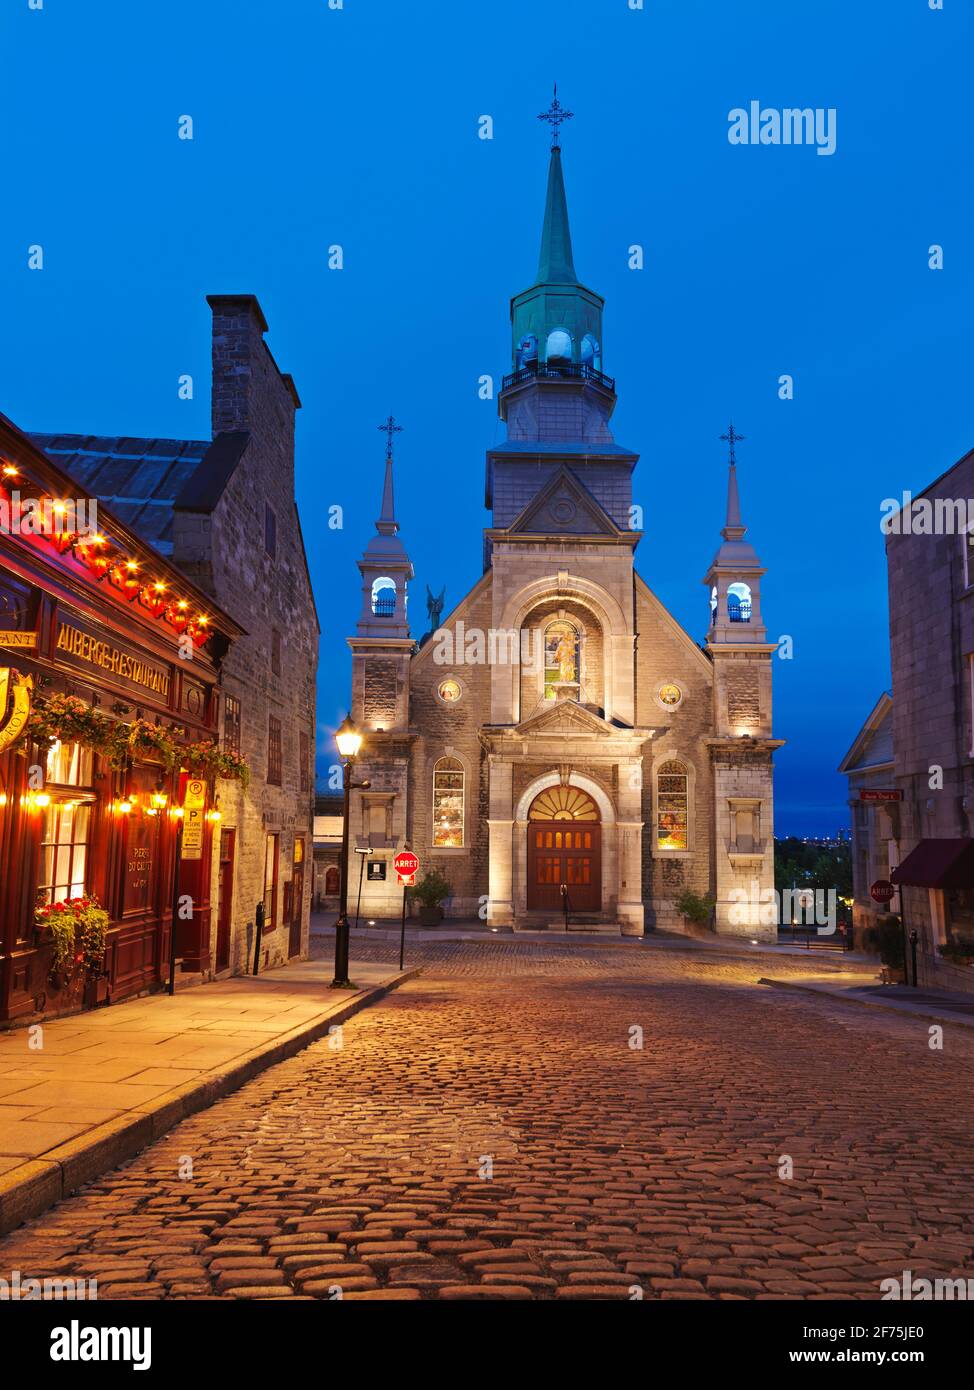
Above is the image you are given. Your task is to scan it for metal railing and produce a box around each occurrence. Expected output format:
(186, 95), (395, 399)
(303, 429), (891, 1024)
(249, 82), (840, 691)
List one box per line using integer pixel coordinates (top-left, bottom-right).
(502, 361), (616, 393)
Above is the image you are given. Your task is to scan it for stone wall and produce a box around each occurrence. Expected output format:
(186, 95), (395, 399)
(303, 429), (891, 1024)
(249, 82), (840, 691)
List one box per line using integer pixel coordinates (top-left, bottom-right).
(633, 575), (715, 930)
(172, 296), (318, 975)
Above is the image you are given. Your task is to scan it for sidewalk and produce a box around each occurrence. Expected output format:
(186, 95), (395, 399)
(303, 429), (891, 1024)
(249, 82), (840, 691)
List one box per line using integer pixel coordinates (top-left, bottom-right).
(313, 912), (870, 967)
(0, 956), (417, 1235)
(760, 972), (974, 1028)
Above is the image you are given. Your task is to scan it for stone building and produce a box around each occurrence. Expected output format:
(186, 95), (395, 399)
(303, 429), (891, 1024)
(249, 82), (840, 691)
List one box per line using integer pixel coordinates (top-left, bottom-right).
(874, 446), (974, 988)
(31, 294), (319, 977)
(838, 692), (898, 942)
(343, 130), (782, 937)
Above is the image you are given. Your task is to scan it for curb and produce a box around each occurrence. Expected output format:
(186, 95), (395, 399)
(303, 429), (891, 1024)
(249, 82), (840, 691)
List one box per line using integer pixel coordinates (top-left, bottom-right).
(314, 927), (863, 965)
(0, 967), (420, 1237)
(758, 975), (974, 1029)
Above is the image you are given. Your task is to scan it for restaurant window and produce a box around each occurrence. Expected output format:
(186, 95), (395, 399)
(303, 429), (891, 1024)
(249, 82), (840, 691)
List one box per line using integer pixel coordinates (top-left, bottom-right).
(264, 503), (277, 560)
(656, 760), (689, 851)
(37, 740), (96, 905)
(268, 715), (282, 786)
(299, 730), (310, 794)
(271, 628), (282, 676)
(432, 756), (464, 848)
(264, 834), (279, 930)
(223, 694), (241, 757)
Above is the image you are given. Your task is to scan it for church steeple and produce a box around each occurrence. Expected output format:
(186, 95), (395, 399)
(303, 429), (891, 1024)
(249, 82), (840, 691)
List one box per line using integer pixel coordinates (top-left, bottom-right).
(703, 424), (766, 645)
(356, 416), (412, 637)
(536, 146), (577, 285)
(507, 88), (606, 380)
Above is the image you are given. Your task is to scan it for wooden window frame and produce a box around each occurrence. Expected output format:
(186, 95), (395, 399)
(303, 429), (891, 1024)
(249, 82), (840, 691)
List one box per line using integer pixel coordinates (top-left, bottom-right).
(223, 694), (241, 757)
(268, 714), (282, 787)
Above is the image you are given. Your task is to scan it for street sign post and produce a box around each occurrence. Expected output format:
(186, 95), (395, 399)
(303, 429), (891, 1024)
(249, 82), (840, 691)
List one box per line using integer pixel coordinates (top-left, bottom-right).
(870, 879), (895, 904)
(394, 849), (420, 884)
(394, 850), (420, 969)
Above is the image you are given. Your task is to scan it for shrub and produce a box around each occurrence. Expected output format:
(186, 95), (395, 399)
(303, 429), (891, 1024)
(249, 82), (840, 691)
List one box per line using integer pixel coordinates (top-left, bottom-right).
(876, 914), (905, 970)
(675, 889), (715, 929)
(409, 869), (451, 908)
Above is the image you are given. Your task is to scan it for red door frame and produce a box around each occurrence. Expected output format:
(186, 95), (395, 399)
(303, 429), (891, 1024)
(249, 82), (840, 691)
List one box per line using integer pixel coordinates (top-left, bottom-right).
(216, 828), (235, 973)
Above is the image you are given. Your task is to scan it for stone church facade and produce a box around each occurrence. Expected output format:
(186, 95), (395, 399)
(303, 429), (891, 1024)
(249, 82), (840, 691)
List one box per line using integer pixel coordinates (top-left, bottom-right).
(346, 136), (781, 938)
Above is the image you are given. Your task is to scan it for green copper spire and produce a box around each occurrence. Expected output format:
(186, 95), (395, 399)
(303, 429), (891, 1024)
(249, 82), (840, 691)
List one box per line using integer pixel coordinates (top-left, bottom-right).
(507, 90), (607, 379)
(537, 146), (577, 284)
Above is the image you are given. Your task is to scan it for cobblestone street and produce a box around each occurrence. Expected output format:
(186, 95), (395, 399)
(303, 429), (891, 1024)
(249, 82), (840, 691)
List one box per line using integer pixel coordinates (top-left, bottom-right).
(1, 940), (972, 1301)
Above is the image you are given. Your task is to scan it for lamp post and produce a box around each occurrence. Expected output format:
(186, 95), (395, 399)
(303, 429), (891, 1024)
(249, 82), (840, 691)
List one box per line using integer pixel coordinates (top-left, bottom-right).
(332, 714), (368, 987)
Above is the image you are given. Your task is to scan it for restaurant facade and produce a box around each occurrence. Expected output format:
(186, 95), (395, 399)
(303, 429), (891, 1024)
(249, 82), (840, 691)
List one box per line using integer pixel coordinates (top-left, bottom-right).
(0, 411), (245, 1024)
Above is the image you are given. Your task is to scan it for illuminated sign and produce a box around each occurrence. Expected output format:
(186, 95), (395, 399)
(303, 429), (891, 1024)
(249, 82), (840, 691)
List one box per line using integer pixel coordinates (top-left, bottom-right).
(54, 620), (171, 699)
(0, 669), (33, 753)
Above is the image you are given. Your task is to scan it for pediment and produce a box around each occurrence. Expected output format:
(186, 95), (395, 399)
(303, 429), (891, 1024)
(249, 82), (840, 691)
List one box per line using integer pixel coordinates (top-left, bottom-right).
(516, 699), (618, 737)
(507, 466), (624, 538)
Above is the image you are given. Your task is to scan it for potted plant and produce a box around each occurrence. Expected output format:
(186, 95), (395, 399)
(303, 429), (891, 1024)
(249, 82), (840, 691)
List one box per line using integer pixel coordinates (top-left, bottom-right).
(875, 912), (906, 982)
(35, 895), (111, 1002)
(674, 889), (716, 935)
(410, 869), (451, 925)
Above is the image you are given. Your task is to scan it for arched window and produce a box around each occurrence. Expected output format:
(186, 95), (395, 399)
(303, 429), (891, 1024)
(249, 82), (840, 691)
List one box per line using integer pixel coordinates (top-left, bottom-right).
(727, 581), (752, 623)
(580, 334), (601, 370)
(432, 756), (464, 847)
(371, 576), (396, 616)
(546, 328), (572, 363)
(516, 333), (538, 368)
(656, 760), (689, 851)
(543, 620), (580, 699)
(710, 585), (718, 624)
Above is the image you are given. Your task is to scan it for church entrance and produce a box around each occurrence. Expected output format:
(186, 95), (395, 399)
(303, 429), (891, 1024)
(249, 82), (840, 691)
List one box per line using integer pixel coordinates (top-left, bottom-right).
(526, 785), (601, 913)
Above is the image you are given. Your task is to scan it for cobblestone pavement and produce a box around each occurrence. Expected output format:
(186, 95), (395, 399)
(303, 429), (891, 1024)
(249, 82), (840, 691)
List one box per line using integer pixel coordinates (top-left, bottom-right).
(1, 940), (972, 1301)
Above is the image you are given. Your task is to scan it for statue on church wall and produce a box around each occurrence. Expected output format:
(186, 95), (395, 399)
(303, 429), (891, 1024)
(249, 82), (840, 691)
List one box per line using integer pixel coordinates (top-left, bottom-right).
(426, 585), (445, 631)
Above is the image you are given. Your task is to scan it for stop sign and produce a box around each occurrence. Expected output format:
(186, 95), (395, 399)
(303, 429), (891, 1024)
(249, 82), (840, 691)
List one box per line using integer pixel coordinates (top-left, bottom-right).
(870, 878), (895, 904)
(393, 850), (420, 881)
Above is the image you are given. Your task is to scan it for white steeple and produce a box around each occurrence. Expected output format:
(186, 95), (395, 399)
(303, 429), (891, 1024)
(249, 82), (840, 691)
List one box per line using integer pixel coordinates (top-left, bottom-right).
(703, 424), (766, 644)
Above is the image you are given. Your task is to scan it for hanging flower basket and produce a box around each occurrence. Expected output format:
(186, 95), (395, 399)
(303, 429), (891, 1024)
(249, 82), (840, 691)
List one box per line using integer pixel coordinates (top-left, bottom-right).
(183, 740), (251, 789)
(35, 895), (110, 982)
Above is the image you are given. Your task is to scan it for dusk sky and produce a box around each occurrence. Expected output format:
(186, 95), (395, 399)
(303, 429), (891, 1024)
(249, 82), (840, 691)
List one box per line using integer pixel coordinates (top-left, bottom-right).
(2, 0), (970, 834)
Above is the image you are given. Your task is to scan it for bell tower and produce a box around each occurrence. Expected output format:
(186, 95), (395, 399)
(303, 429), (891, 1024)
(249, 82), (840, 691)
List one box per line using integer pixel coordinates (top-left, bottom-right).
(348, 418), (413, 734)
(702, 426), (782, 938)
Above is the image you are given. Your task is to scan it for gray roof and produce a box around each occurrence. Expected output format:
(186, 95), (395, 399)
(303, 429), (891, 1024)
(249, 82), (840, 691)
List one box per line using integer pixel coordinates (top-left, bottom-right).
(29, 433), (209, 554)
(488, 439), (637, 459)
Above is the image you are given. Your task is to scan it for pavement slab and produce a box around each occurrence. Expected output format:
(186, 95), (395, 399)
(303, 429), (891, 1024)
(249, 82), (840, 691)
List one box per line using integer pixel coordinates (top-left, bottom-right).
(0, 958), (416, 1233)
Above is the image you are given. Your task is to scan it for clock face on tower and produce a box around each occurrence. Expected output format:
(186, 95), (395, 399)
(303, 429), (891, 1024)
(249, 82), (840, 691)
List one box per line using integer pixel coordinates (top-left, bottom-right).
(658, 683), (682, 709)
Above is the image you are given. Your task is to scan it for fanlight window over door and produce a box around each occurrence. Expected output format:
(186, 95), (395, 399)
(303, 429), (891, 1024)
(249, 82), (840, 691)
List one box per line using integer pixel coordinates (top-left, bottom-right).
(529, 786), (599, 822)
(657, 761), (689, 850)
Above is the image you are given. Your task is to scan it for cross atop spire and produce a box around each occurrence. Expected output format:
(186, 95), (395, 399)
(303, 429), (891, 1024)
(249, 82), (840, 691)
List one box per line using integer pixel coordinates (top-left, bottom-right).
(719, 422), (746, 539)
(720, 422), (745, 469)
(377, 414), (402, 461)
(537, 83), (573, 150)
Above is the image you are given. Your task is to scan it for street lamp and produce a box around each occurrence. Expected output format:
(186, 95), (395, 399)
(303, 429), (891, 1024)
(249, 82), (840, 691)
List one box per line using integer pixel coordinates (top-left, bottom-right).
(332, 714), (368, 987)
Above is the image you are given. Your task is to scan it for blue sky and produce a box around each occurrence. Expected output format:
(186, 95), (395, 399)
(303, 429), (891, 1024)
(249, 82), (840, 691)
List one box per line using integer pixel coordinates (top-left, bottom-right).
(1, 0), (970, 834)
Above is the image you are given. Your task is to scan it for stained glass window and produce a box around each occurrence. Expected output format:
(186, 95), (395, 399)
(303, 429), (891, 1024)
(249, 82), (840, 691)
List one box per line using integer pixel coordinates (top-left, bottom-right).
(433, 756), (464, 847)
(657, 760), (689, 851)
(544, 621), (580, 699)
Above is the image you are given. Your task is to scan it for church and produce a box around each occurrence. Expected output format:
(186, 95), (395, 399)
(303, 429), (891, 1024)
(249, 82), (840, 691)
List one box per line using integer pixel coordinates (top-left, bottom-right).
(345, 107), (781, 938)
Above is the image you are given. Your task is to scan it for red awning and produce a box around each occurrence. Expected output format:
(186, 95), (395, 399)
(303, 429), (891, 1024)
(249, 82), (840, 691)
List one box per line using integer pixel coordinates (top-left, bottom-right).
(891, 839), (974, 889)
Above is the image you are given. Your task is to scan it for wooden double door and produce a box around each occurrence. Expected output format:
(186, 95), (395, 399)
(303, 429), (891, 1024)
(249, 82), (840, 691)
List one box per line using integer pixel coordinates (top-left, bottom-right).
(527, 818), (601, 914)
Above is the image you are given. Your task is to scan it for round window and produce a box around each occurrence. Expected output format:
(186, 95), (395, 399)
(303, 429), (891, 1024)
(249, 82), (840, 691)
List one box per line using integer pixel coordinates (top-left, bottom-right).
(658, 682), (683, 708)
(437, 678), (462, 704)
